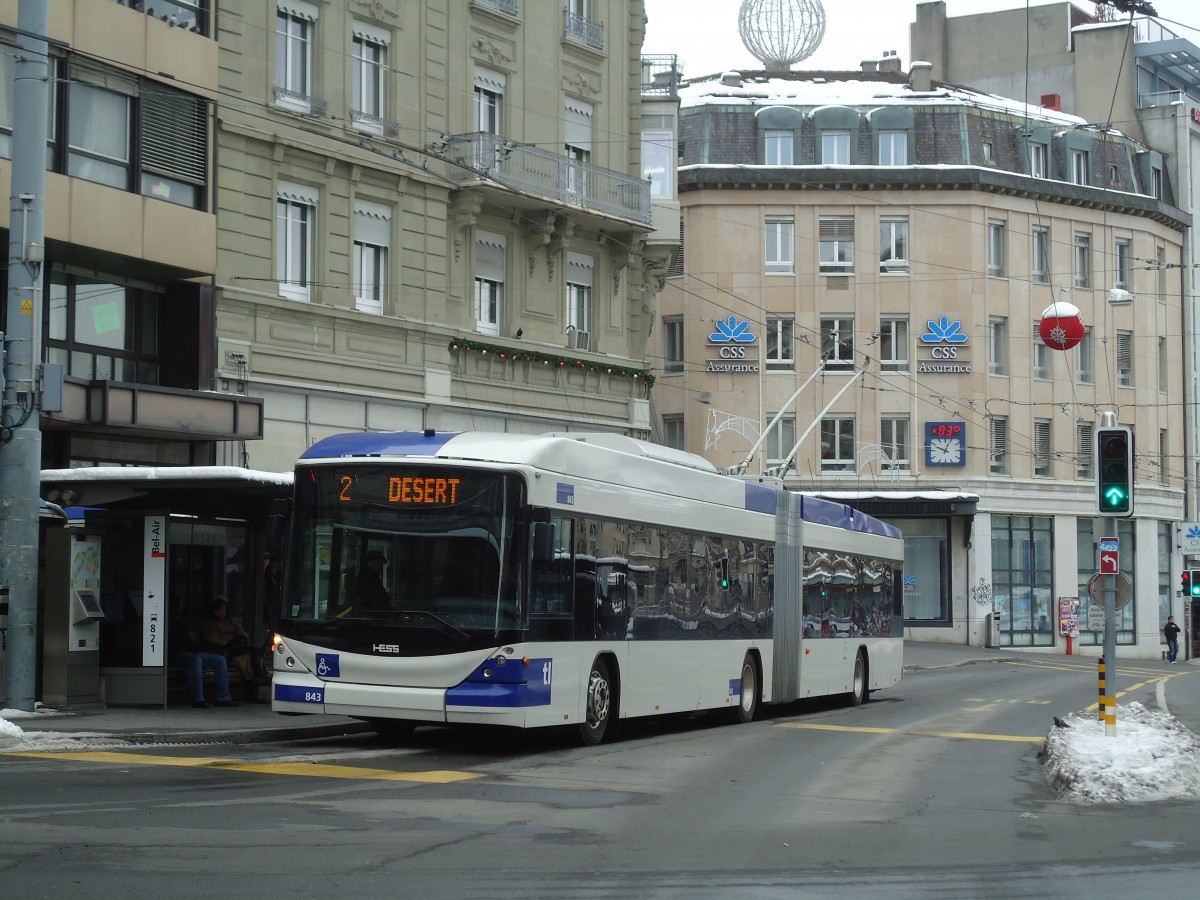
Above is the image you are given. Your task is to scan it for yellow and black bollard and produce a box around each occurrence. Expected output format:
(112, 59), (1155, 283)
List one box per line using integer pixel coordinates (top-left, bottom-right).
(1097, 656), (1106, 723)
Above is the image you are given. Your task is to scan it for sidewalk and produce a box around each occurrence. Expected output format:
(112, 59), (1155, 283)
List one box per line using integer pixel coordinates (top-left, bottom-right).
(3, 640), (1195, 747)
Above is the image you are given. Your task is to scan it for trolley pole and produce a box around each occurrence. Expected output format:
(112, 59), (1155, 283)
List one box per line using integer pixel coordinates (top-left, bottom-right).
(0, 0), (50, 710)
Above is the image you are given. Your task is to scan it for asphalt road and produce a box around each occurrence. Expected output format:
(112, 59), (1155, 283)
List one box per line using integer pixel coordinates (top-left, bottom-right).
(2, 657), (1198, 899)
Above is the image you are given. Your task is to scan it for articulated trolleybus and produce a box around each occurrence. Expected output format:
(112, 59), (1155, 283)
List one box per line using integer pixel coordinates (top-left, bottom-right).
(271, 431), (904, 744)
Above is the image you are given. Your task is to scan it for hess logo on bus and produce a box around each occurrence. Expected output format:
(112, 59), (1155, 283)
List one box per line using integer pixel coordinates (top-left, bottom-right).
(372, 643), (401, 654)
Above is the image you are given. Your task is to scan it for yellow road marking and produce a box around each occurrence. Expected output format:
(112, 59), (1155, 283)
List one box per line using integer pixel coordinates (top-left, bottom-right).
(1081, 670), (1189, 713)
(5, 750), (481, 783)
(220, 763), (481, 783)
(779, 722), (1043, 743)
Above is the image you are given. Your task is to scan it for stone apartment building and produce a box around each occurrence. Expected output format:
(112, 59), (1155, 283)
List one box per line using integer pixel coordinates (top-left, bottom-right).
(651, 61), (1187, 656)
(213, 0), (676, 472)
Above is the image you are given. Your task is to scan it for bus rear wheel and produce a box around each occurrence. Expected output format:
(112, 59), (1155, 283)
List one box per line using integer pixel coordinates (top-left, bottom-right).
(849, 649), (868, 707)
(579, 657), (614, 746)
(736, 652), (759, 724)
(368, 718), (416, 741)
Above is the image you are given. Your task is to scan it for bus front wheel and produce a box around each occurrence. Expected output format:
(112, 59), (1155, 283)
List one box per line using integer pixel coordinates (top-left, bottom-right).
(579, 657), (614, 746)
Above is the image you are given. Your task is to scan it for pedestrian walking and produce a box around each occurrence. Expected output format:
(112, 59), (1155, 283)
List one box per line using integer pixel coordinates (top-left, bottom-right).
(1164, 615), (1181, 664)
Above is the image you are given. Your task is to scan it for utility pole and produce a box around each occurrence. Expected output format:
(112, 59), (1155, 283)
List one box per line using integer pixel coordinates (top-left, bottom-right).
(0, 0), (50, 711)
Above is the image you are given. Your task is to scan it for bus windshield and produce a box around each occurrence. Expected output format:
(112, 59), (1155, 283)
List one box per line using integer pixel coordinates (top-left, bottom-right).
(285, 464), (525, 632)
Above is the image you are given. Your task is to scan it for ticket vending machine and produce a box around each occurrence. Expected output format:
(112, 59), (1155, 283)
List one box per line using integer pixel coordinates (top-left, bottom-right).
(42, 530), (104, 706)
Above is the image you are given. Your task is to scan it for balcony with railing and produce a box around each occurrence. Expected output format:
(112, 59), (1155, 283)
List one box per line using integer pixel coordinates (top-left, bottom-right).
(564, 8), (604, 52)
(641, 55), (682, 96)
(448, 133), (650, 225)
(470, 0), (520, 17)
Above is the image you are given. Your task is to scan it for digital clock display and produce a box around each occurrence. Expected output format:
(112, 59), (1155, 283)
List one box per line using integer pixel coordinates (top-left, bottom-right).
(928, 424), (962, 438)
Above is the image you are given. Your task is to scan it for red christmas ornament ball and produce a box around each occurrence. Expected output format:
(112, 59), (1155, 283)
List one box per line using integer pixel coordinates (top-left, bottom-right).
(1038, 311), (1085, 351)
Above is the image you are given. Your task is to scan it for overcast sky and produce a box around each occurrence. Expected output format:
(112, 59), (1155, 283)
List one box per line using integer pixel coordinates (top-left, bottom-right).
(643, 0), (1200, 79)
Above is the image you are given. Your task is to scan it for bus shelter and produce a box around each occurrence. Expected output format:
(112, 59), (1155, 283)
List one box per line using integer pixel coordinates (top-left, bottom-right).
(38, 467), (293, 708)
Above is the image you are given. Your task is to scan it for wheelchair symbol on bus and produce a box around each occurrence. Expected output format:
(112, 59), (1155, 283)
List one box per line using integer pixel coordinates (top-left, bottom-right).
(315, 653), (340, 678)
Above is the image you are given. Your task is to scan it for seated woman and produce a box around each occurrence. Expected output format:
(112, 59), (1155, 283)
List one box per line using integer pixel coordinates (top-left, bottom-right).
(201, 598), (257, 692)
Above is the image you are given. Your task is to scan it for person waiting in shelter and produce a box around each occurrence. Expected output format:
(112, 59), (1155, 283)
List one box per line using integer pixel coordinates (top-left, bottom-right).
(201, 598), (258, 687)
(169, 610), (238, 709)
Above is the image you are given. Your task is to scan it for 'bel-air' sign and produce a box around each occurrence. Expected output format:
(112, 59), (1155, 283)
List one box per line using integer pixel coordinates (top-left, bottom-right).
(706, 315), (759, 373)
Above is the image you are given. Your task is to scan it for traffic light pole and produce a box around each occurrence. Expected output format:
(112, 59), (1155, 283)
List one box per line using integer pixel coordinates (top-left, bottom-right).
(1103, 518), (1117, 737)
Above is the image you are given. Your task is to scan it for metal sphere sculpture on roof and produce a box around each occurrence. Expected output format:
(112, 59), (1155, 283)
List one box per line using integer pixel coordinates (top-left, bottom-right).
(738, 0), (826, 69)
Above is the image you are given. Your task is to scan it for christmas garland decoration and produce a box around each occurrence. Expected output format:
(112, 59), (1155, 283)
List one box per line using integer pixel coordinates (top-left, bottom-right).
(448, 338), (655, 387)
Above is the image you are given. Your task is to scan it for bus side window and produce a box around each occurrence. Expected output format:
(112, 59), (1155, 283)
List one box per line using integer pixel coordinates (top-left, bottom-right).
(532, 518), (572, 616)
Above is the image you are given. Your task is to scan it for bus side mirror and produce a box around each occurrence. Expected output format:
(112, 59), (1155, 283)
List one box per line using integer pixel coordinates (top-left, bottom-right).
(532, 522), (555, 562)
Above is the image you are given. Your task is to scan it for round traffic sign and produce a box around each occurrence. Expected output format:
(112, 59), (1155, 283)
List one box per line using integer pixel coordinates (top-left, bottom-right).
(1087, 572), (1132, 610)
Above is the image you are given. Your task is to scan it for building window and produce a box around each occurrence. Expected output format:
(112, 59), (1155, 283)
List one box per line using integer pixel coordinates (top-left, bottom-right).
(663, 316), (684, 374)
(821, 129), (850, 164)
(67, 75), (132, 190)
(879, 216), (909, 273)
(666, 217), (684, 277)
(1115, 238), (1131, 289)
(821, 316), (854, 370)
(1029, 141), (1047, 178)
(988, 316), (1007, 376)
(351, 23), (389, 133)
(1116, 330), (1133, 387)
(474, 67), (505, 163)
(352, 200), (390, 315)
(642, 126), (675, 198)
(1159, 336), (1168, 393)
(45, 272), (160, 385)
(1034, 418), (1052, 477)
(820, 416), (856, 473)
(765, 317), (795, 370)
(1157, 246), (1167, 302)
(662, 415), (684, 450)
(1159, 428), (1169, 486)
(1108, 164), (1119, 185)
(1074, 233), (1090, 288)
(564, 99), (592, 197)
(1076, 327), (1093, 384)
(987, 219), (1006, 277)
(878, 130), (907, 166)
(1031, 226), (1050, 283)
(566, 252), (594, 347)
(819, 215), (854, 274)
(1151, 166), (1162, 199)
(982, 140), (994, 163)
(1076, 421), (1093, 480)
(765, 216), (795, 274)
(1032, 327), (1050, 380)
(879, 317), (909, 373)
(276, 182), (316, 301)
(474, 229), (506, 335)
(275, 2), (317, 112)
(989, 416), (1008, 475)
(1070, 149), (1088, 185)
(995, 515), (1055, 646)
(764, 129), (793, 165)
(880, 415), (910, 473)
(766, 415), (797, 469)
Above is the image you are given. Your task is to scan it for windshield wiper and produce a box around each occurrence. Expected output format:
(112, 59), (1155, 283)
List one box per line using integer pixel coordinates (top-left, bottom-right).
(396, 609), (470, 641)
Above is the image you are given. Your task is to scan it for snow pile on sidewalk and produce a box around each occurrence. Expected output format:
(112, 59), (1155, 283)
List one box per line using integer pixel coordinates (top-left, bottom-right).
(1043, 701), (1200, 803)
(0, 707), (131, 753)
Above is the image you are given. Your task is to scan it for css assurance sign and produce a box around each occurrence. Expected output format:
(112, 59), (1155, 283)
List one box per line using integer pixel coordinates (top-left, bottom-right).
(706, 315), (759, 373)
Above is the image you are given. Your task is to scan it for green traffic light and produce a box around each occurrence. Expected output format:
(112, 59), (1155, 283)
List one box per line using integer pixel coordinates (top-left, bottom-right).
(1102, 486), (1128, 508)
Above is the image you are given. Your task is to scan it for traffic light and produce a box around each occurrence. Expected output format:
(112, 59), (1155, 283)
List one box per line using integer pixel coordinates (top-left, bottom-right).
(1184, 569), (1194, 597)
(1190, 569), (1200, 598)
(718, 557), (730, 590)
(1095, 426), (1134, 516)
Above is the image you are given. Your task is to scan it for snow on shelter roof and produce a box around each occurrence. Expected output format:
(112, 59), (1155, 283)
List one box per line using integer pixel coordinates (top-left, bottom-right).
(41, 466), (293, 487)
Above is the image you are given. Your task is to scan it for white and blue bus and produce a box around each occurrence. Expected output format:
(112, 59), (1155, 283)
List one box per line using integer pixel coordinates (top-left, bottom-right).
(271, 431), (904, 744)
